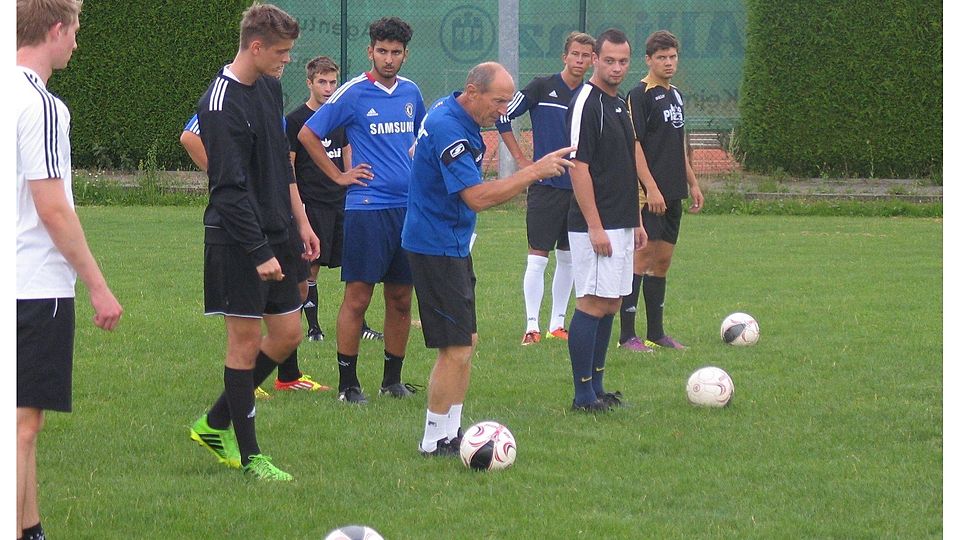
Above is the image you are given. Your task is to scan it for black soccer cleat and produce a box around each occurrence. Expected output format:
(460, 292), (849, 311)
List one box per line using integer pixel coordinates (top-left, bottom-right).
(338, 386), (368, 404)
(378, 382), (423, 398)
(599, 391), (623, 408)
(571, 398), (611, 413)
(360, 323), (384, 341)
(419, 437), (459, 457)
(307, 327), (324, 342)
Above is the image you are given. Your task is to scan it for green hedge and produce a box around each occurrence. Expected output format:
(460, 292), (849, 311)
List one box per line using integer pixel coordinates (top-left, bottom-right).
(735, 1), (942, 178)
(49, 0), (249, 170)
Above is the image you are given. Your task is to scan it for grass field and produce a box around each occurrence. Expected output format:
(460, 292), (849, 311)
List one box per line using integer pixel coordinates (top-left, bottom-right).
(44, 207), (941, 538)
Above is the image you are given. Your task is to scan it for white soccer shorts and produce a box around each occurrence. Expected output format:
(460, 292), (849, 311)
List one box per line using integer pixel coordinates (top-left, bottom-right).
(568, 228), (635, 299)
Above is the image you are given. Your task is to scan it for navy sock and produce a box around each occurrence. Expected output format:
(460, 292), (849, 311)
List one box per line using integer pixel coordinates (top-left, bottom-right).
(337, 352), (360, 391)
(382, 350), (404, 388)
(207, 352), (278, 429)
(643, 275), (666, 341)
(619, 274), (643, 343)
(224, 366), (259, 465)
(304, 281), (320, 329)
(592, 313), (614, 397)
(567, 309), (599, 405)
(277, 349), (302, 382)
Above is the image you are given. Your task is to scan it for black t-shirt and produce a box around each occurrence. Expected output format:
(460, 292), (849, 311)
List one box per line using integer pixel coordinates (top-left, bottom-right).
(565, 82), (640, 232)
(286, 103), (348, 209)
(199, 70), (293, 265)
(626, 80), (688, 200)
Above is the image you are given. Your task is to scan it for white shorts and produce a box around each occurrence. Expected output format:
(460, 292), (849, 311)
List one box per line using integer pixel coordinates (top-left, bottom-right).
(568, 228), (635, 299)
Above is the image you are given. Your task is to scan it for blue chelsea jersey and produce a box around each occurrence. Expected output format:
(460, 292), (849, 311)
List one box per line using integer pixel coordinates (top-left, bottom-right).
(303, 72), (426, 210)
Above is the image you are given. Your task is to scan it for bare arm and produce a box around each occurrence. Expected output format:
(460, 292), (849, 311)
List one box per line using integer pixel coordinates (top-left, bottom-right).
(289, 183), (320, 261)
(684, 143), (704, 213)
(30, 180), (123, 330)
(460, 146), (575, 212)
(569, 158), (614, 257)
(634, 140), (665, 215)
(297, 125), (371, 187)
(179, 130), (207, 172)
(499, 130), (533, 169)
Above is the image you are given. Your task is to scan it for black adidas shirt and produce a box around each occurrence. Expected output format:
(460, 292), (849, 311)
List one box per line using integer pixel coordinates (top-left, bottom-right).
(565, 82), (640, 232)
(627, 80), (689, 200)
(286, 103), (348, 209)
(199, 69), (294, 266)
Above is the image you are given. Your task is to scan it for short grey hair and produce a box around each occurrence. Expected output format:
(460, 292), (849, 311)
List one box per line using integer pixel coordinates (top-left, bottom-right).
(465, 62), (501, 93)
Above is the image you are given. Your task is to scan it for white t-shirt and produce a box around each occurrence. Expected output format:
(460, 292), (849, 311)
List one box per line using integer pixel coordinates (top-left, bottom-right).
(16, 66), (77, 299)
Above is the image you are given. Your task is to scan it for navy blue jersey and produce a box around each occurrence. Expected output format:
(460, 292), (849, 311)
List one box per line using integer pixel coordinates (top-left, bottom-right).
(566, 82), (640, 232)
(626, 78), (688, 200)
(402, 93), (485, 258)
(495, 73), (580, 190)
(286, 103), (348, 209)
(303, 72), (426, 211)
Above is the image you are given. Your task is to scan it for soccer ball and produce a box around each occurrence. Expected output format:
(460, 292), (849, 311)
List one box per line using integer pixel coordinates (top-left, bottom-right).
(720, 312), (760, 346)
(686, 366), (735, 407)
(323, 525), (384, 540)
(459, 421), (517, 471)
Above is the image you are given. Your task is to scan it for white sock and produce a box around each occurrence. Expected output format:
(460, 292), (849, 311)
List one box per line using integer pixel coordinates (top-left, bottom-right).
(523, 254), (548, 332)
(420, 410), (449, 452)
(549, 250), (574, 331)
(447, 404), (463, 439)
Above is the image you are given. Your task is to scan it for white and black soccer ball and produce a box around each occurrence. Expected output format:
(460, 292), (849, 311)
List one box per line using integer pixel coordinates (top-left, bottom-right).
(686, 366), (735, 407)
(459, 421), (517, 471)
(720, 312), (760, 346)
(323, 525), (384, 540)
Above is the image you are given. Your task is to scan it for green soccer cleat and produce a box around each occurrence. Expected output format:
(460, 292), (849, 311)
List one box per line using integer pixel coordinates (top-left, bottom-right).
(189, 415), (241, 469)
(243, 454), (293, 481)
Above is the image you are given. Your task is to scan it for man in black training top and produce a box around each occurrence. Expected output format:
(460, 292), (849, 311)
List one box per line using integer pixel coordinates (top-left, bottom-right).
(565, 28), (647, 411)
(188, 3), (319, 481)
(619, 30), (704, 352)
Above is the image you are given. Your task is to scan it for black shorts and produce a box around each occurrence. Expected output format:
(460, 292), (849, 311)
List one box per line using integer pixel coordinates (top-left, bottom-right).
(305, 205), (344, 268)
(204, 239), (304, 318)
(18, 298), (75, 412)
(285, 232), (310, 283)
(641, 198), (684, 244)
(526, 184), (571, 251)
(408, 252), (477, 349)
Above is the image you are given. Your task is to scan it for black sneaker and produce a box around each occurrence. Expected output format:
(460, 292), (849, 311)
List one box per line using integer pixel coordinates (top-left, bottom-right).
(379, 382), (423, 398)
(599, 391), (623, 408)
(307, 327), (324, 342)
(447, 428), (464, 452)
(419, 437), (459, 457)
(338, 386), (368, 404)
(571, 398), (611, 412)
(361, 324), (384, 341)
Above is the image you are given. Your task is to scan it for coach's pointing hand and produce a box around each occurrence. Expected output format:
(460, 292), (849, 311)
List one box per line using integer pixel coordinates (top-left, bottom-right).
(529, 146), (576, 180)
(335, 163), (374, 187)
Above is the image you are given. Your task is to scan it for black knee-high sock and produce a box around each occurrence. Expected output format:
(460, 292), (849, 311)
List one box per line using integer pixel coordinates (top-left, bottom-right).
(208, 352), (278, 429)
(304, 281), (320, 330)
(277, 349), (302, 382)
(592, 313), (614, 397)
(21, 522), (43, 540)
(619, 273), (643, 344)
(337, 352), (360, 391)
(382, 350), (404, 388)
(224, 366), (259, 465)
(643, 275), (666, 341)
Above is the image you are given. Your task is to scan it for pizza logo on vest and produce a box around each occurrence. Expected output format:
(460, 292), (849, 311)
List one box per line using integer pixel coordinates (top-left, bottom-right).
(663, 104), (684, 129)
